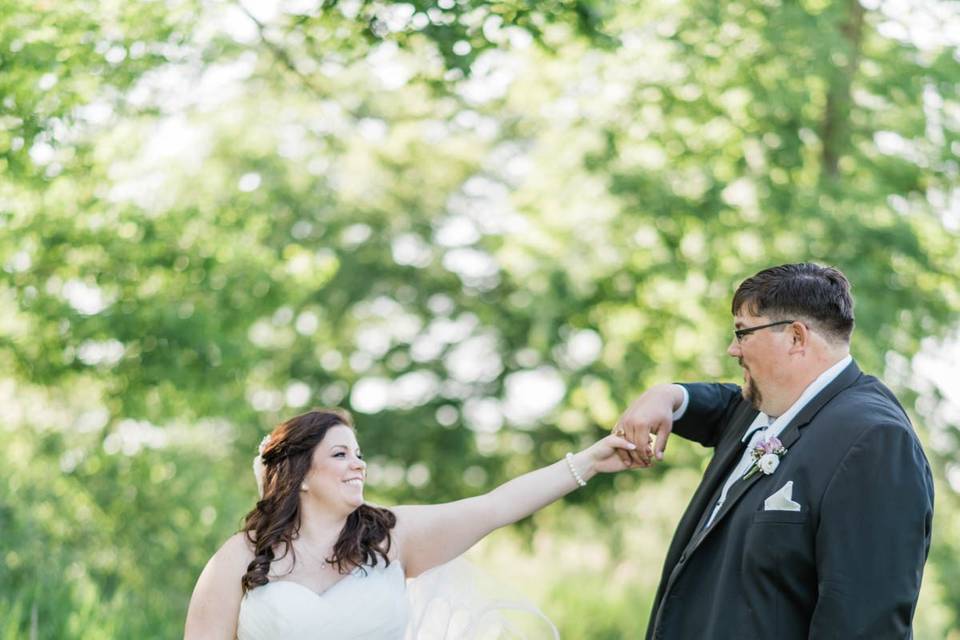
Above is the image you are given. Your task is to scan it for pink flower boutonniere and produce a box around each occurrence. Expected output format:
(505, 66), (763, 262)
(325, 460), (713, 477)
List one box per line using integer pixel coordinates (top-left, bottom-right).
(742, 435), (787, 481)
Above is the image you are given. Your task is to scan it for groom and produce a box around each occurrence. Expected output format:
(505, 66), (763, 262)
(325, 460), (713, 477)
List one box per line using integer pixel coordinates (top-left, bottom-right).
(617, 263), (934, 639)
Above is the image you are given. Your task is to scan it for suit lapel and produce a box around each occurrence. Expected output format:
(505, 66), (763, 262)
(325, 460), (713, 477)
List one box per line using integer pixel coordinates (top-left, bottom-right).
(778, 359), (861, 448)
(689, 433), (751, 529)
(690, 463), (764, 546)
(671, 404), (758, 554)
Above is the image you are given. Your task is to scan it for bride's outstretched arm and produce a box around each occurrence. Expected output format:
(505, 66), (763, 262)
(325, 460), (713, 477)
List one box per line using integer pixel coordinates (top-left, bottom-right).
(393, 433), (638, 577)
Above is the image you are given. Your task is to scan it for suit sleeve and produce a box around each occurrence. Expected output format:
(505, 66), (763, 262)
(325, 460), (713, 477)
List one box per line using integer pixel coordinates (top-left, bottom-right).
(673, 382), (744, 447)
(809, 424), (934, 639)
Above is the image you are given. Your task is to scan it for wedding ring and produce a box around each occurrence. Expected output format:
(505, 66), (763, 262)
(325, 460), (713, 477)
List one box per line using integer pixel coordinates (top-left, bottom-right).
(614, 428), (626, 437)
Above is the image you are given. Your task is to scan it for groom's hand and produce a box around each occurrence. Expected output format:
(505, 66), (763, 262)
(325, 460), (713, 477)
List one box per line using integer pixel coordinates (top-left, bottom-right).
(613, 384), (682, 467)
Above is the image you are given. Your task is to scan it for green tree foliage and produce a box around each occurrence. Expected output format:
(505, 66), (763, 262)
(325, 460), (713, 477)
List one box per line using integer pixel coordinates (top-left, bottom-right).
(1, 0), (958, 637)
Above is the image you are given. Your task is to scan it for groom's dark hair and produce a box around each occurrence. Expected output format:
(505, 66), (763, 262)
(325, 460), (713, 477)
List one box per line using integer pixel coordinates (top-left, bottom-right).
(732, 262), (855, 343)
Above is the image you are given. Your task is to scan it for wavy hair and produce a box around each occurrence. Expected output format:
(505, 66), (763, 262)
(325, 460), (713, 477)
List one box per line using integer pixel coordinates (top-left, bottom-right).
(241, 408), (396, 593)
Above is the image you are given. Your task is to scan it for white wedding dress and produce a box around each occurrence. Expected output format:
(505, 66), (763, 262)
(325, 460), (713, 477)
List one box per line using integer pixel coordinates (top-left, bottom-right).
(237, 558), (558, 640)
(238, 561), (409, 639)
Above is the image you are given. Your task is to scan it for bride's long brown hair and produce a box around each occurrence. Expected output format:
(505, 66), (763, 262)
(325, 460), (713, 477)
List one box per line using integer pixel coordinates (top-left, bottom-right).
(241, 408), (396, 593)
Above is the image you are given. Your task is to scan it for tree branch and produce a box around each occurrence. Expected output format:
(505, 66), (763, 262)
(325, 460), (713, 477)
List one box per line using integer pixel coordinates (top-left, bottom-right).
(234, 0), (328, 98)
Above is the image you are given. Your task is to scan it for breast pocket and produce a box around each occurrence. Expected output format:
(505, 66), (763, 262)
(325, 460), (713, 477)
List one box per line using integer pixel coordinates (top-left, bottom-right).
(752, 510), (808, 524)
(742, 509), (814, 577)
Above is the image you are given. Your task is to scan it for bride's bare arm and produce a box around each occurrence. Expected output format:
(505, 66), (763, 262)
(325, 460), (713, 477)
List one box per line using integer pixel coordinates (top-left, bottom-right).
(392, 434), (637, 577)
(184, 533), (251, 640)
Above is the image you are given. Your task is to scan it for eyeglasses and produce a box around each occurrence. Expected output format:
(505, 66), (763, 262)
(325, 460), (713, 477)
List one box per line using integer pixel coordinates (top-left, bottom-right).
(733, 320), (795, 343)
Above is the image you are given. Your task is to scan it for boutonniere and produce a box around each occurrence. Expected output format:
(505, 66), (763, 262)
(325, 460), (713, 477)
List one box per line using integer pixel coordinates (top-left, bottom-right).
(742, 435), (787, 480)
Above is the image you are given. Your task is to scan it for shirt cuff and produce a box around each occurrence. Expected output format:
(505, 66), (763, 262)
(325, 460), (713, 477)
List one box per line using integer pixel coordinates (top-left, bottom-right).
(672, 384), (689, 421)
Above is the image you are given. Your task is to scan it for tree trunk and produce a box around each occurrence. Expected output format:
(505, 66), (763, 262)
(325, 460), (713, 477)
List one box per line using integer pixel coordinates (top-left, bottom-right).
(820, 0), (866, 179)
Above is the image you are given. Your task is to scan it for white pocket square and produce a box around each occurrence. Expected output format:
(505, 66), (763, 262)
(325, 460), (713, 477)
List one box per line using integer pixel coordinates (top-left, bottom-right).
(764, 480), (802, 512)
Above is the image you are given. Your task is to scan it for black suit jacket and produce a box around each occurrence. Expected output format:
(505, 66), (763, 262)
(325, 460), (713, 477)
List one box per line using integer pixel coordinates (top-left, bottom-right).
(646, 361), (934, 639)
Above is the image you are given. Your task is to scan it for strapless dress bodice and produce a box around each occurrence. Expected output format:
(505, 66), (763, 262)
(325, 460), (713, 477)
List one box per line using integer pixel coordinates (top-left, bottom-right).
(237, 561), (408, 640)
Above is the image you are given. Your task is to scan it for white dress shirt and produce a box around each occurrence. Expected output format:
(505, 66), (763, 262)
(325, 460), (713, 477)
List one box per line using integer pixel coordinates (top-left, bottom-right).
(674, 354), (852, 528)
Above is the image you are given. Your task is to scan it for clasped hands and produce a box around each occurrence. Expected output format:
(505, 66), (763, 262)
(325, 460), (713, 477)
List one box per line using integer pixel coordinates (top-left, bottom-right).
(611, 383), (683, 469)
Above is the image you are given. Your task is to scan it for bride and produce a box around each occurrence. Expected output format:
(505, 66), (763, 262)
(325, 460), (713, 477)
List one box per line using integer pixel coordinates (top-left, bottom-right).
(184, 408), (640, 639)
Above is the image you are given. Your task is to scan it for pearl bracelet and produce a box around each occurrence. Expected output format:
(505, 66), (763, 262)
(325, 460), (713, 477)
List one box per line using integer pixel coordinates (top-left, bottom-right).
(565, 452), (587, 487)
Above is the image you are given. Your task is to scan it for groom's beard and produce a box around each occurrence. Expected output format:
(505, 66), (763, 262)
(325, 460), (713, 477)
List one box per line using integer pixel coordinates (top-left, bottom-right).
(740, 359), (763, 411)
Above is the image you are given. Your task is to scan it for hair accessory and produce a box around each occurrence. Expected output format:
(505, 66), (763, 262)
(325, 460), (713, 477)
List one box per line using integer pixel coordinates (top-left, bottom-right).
(253, 435), (271, 498)
(564, 453), (587, 487)
(258, 435), (271, 455)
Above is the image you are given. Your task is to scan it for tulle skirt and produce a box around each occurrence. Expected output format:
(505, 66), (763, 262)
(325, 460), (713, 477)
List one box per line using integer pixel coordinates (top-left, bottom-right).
(406, 558), (559, 640)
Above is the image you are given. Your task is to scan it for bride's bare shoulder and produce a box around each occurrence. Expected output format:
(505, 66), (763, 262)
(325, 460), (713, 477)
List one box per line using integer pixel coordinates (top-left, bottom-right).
(213, 532), (256, 567)
(185, 532), (252, 636)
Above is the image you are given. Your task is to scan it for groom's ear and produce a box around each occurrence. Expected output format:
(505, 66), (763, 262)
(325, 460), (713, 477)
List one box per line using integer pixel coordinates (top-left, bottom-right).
(787, 321), (809, 354)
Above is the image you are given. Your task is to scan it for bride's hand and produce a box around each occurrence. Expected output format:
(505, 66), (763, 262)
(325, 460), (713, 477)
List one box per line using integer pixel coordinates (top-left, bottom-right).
(575, 434), (642, 476)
